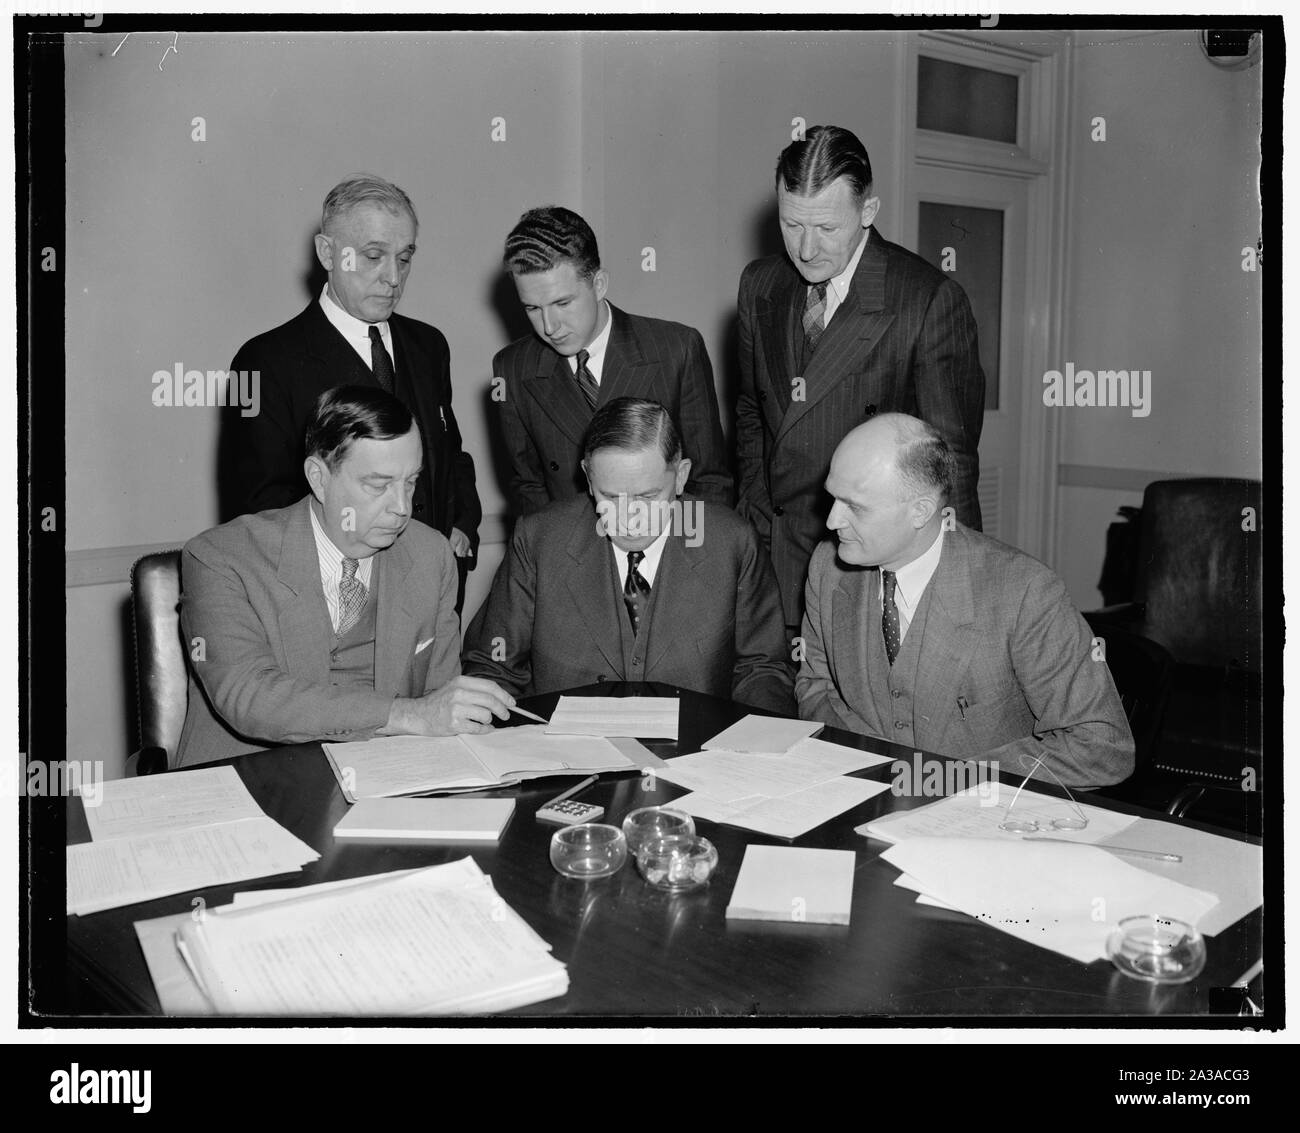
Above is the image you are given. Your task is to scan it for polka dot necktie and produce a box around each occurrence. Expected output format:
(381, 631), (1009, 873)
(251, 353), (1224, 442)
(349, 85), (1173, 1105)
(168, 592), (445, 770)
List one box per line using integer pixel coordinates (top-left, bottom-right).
(369, 325), (395, 393)
(338, 557), (367, 636)
(881, 569), (901, 665)
(575, 348), (599, 409)
(623, 550), (651, 634)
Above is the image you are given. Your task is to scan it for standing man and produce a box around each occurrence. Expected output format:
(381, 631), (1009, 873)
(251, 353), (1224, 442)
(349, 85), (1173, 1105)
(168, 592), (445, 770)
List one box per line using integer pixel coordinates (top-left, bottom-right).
(221, 174), (481, 611)
(797, 414), (1133, 790)
(494, 205), (732, 515)
(736, 125), (985, 630)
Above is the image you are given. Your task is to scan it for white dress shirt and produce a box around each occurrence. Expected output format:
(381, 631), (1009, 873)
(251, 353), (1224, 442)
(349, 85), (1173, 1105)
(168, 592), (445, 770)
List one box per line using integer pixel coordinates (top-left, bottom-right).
(609, 520), (670, 589)
(567, 300), (614, 385)
(819, 227), (871, 326)
(879, 528), (944, 643)
(319, 284), (396, 375)
(310, 502), (375, 633)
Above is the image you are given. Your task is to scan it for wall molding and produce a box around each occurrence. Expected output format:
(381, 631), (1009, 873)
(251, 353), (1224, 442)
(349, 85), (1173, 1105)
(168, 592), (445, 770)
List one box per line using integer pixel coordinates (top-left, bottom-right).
(66, 512), (512, 589)
(1057, 464), (1201, 493)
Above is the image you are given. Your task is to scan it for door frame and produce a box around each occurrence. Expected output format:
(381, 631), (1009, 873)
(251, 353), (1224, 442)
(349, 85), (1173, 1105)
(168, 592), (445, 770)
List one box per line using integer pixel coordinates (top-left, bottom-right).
(895, 30), (1074, 566)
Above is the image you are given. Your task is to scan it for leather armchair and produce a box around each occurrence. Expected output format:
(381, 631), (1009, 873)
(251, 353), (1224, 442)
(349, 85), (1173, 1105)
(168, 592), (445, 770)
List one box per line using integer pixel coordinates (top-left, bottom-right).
(127, 551), (186, 775)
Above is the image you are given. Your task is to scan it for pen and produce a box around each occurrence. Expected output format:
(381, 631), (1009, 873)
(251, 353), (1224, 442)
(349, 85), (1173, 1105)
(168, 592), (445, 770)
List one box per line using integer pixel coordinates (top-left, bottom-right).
(511, 704), (550, 724)
(1022, 836), (1182, 862)
(547, 775), (598, 806)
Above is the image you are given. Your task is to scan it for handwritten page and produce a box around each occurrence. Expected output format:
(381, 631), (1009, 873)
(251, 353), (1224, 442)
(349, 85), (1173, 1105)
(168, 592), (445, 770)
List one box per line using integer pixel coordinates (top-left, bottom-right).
(727, 846), (856, 925)
(323, 735), (496, 799)
(546, 696), (679, 739)
(880, 837), (1221, 963)
(857, 785), (1138, 845)
(67, 817), (319, 915)
(83, 766), (264, 842)
(702, 714), (822, 754)
(176, 859), (567, 1015)
(674, 776), (890, 840)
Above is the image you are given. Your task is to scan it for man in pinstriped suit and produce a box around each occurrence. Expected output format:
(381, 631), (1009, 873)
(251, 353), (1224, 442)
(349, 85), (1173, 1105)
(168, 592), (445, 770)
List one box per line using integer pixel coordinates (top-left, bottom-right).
(736, 126), (985, 631)
(494, 206), (733, 516)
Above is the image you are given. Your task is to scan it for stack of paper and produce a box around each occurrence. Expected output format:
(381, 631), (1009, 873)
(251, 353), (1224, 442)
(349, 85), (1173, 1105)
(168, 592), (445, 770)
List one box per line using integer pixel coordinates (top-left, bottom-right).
(545, 695), (679, 738)
(67, 767), (319, 915)
(657, 735), (893, 839)
(879, 837), (1221, 963)
(726, 846), (856, 925)
(173, 858), (567, 1015)
(323, 724), (635, 800)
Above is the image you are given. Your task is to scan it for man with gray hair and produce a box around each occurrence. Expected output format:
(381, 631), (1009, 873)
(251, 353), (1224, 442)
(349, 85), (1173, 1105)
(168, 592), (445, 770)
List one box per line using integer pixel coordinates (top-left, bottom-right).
(797, 413), (1133, 789)
(221, 174), (481, 610)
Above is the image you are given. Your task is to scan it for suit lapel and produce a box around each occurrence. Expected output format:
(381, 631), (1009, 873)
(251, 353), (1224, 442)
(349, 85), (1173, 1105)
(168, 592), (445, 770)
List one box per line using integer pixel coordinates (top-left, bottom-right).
(304, 301), (374, 386)
(524, 345), (592, 448)
(275, 499), (335, 686)
(374, 535), (421, 696)
(775, 231), (896, 445)
(831, 565), (878, 732)
(644, 512), (705, 672)
(755, 267), (801, 422)
(562, 505), (626, 674)
(598, 305), (653, 405)
(910, 528), (977, 750)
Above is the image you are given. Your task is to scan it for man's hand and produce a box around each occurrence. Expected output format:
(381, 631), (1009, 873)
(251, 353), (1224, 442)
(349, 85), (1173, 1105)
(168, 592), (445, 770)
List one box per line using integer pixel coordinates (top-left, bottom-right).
(383, 676), (514, 736)
(449, 527), (472, 558)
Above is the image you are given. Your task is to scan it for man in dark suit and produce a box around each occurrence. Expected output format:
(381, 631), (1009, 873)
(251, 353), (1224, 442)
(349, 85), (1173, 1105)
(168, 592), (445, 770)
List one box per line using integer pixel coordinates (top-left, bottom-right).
(179, 387), (513, 768)
(222, 174), (481, 610)
(797, 413), (1133, 789)
(463, 397), (792, 713)
(736, 126), (985, 629)
(493, 206), (732, 515)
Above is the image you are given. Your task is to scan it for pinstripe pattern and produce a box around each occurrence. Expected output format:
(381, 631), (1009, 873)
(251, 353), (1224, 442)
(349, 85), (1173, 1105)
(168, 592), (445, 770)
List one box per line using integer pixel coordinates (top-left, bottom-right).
(735, 228), (986, 625)
(494, 305), (733, 514)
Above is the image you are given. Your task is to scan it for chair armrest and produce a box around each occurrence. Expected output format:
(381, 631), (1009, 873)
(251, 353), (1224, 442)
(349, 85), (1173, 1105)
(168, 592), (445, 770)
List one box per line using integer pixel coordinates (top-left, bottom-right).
(1166, 783), (1208, 819)
(125, 746), (168, 777)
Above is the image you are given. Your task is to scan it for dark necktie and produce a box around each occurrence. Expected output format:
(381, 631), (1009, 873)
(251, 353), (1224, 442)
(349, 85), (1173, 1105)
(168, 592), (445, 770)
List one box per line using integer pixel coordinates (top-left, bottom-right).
(802, 282), (829, 356)
(881, 569), (901, 665)
(369, 325), (395, 393)
(575, 348), (599, 410)
(623, 549), (651, 634)
(338, 557), (367, 636)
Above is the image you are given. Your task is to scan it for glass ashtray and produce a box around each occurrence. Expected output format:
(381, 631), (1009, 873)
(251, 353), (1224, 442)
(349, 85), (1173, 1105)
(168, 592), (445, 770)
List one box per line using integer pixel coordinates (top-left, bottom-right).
(1106, 915), (1207, 984)
(635, 834), (718, 892)
(549, 823), (627, 879)
(622, 806), (695, 858)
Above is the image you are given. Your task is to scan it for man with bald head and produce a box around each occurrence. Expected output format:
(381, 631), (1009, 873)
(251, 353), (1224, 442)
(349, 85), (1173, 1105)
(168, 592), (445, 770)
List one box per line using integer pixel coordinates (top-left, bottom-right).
(797, 413), (1133, 789)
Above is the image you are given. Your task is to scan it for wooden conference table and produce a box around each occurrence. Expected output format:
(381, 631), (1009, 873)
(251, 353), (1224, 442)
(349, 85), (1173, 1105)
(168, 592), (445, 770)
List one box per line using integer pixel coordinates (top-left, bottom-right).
(65, 683), (1262, 1019)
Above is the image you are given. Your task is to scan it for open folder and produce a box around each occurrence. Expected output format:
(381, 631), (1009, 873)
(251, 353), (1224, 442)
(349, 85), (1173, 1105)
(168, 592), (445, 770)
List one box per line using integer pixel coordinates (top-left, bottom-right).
(323, 724), (636, 800)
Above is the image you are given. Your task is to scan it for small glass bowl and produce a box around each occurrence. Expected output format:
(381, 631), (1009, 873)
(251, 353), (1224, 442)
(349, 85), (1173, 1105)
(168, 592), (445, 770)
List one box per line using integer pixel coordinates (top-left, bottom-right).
(550, 823), (627, 879)
(635, 834), (719, 892)
(1106, 915), (1207, 984)
(622, 806), (695, 858)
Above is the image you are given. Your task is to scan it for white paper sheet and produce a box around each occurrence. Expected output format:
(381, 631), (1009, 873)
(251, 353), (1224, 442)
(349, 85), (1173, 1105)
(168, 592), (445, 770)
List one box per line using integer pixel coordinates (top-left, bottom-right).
(83, 766), (264, 842)
(879, 837), (1221, 963)
(545, 696), (679, 738)
(461, 726), (635, 777)
(857, 785), (1138, 845)
(674, 776), (890, 840)
(726, 846), (856, 925)
(702, 714), (823, 753)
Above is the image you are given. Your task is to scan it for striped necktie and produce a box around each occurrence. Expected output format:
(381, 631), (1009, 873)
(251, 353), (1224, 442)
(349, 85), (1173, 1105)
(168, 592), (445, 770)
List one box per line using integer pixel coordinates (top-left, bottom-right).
(623, 550), (651, 634)
(338, 557), (367, 636)
(575, 348), (599, 409)
(802, 282), (829, 355)
(369, 325), (395, 393)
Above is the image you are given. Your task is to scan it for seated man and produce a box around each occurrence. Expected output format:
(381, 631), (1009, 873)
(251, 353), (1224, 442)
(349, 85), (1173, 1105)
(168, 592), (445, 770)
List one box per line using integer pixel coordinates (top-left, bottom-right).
(797, 413), (1134, 788)
(463, 397), (794, 713)
(176, 386), (513, 767)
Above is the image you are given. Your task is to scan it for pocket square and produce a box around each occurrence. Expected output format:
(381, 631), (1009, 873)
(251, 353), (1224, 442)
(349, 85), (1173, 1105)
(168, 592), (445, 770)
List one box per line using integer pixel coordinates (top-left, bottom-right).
(415, 637), (435, 655)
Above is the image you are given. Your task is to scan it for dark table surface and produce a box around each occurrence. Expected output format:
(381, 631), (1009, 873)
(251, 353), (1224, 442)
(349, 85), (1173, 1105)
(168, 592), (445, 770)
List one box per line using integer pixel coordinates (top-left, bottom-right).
(66, 683), (1262, 1020)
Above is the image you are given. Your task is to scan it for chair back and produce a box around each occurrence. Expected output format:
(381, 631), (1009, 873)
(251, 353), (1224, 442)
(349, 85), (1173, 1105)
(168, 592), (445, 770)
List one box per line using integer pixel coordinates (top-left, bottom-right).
(1083, 612), (1174, 775)
(1134, 478), (1261, 671)
(130, 551), (187, 769)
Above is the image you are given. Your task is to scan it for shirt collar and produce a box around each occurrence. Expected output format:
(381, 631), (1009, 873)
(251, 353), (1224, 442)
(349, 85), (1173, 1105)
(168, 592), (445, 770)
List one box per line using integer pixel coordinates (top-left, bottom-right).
(825, 227), (870, 306)
(309, 498), (374, 583)
(319, 283), (390, 346)
(890, 526), (944, 610)
(569, 300), (613, 375)
(608, 515), (672, 585)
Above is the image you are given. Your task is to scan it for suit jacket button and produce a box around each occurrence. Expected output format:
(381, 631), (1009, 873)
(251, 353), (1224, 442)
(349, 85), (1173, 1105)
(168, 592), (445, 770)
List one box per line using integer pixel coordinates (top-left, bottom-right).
(596, 675), (606, 683)
(891, 688), (902, 699)
(549, 461), (560, 472)
(894, 720), (907, 729)
(773, 505), (784, 517)
(413, 502), (425, 514)
(864, 404), (878, 417)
